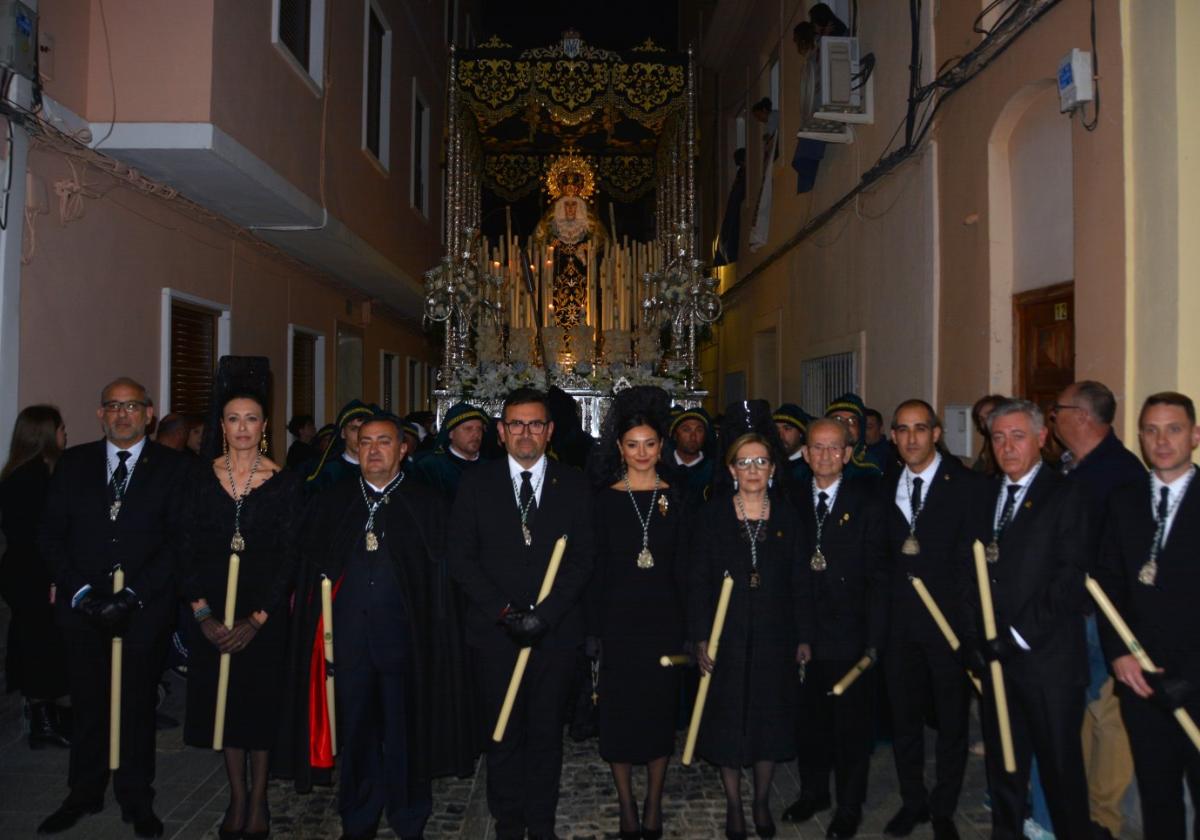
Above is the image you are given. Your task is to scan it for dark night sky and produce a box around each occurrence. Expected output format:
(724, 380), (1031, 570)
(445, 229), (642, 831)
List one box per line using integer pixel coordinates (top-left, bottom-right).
(479, 0), (680, 52)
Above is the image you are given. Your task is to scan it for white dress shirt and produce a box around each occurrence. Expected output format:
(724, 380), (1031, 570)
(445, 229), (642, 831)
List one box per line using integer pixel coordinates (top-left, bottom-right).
(106, 437), (147, 484)
(1151, 465), (1197, 546)
(508, 455), (547, 505)
(895, 453), (941, 527)
(993, 462), (1042, 651)
(812, 475), (843, 512)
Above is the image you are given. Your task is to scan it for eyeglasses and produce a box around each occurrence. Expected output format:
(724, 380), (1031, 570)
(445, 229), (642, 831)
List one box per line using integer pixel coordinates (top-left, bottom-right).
(102, 400), (148, 414)
(830, 415), (859, 427)
(503, 419), (548, 435)
(732, 456), (771, 470)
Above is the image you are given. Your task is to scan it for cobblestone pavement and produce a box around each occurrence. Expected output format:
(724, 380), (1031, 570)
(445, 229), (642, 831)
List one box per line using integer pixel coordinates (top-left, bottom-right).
(0, 594), (1147, 839)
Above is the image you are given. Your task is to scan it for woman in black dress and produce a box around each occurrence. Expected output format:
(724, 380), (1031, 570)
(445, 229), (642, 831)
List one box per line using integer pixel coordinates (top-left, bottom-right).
(0, 405), (71, 749)
(691, 433), (808, 840)
(181, 389), (300, 840)
(588, 387), (689, 840)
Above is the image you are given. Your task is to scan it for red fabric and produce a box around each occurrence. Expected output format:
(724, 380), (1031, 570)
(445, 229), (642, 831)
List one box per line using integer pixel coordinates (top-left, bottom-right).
(307, 576), (342, 769)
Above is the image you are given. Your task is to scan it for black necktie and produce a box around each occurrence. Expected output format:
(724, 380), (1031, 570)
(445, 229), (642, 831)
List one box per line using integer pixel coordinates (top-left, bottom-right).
(816, 491), (829, 520)
(520, 470), (537, 525)
(995, 483), (1021, 539)
(910, 476), (924, 521)
(1156, 486), (1171, 551)
(109, 451), (130, 503)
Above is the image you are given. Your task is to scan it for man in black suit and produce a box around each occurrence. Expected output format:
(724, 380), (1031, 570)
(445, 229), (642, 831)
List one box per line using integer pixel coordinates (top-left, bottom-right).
(37, 378), (188, 838)
(449, 388), (595, 840)
(962, 399), (1091, 840)
(1094, 391), (1200, 839)
(881, 401), (984, 840)
(783, 418), (889, 840)
(299, 414), (440, 840)
(1051, 380), (1145, 840)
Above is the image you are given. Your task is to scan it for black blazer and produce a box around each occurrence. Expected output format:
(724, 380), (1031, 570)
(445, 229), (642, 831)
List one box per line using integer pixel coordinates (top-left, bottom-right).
(449, 458), (596, 651)
(964, 466), (1090, 687)
(39, 439), (188, 640)
(1094, 473), (1200, 686)
(884, 456), (988, 645)
(797, 476), (890, 661)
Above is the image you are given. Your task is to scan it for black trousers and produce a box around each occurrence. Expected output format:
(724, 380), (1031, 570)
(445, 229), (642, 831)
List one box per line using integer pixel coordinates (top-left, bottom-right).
(980, 675), (1089, 840)
(884, 637), (971, 819)
(475, 645), (575, 839)
(62, 619), (167, 815)
(336, 660), (431, 838)
(1121, 692), (1200, 840)
(795, 658), (875, 813)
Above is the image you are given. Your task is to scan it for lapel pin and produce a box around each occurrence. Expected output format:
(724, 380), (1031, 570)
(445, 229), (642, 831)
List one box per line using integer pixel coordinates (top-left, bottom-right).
(1024, 501), (1032, 509)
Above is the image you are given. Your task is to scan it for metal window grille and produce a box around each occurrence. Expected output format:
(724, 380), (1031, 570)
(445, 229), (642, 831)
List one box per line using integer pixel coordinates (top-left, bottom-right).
(278, 0), (311, 70)
(169, 302), (217, 418)
(801, 351), (858, 416)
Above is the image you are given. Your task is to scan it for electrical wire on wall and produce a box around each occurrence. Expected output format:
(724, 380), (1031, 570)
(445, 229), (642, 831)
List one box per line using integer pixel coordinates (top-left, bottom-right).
(1079, 0), (1099, 131)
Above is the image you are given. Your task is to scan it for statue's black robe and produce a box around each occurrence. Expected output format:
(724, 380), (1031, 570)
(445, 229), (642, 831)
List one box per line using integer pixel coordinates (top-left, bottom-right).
(273, 474), (476, 792)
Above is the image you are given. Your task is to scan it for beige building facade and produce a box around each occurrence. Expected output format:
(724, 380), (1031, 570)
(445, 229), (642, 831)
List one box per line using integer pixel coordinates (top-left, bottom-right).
(1, 0), (481, 452)
(694, 0), (1191, 455)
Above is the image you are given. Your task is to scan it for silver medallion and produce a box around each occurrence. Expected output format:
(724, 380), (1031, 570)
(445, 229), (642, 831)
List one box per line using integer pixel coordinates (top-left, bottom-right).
(985, 541), (1000, 564)
(365, 531), (379, 552)
(902, 534), (921, 556)
(230, 531), (245, 552)
(810, 549), (827, 572)
(636, 548), (655, 569)
(749, 570), (762, 589)
(109, 500), (121, 522)
(1137, 558), (1157, 587)
(522, 524), (532, 547)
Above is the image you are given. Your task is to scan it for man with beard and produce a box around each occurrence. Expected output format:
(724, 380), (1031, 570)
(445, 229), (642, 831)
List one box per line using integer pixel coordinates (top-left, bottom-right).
(881, 400), (985, 840)
(37, 378), (188, 838)
(449, 388), (595, 840)
(414, 402), (489, 501)
(774, 403), (814, 485)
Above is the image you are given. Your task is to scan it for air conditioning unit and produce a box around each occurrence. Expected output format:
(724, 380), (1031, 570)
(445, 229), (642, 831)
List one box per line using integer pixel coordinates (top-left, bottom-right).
(796, 46), (855, 145)
(813, 37), (874, 125)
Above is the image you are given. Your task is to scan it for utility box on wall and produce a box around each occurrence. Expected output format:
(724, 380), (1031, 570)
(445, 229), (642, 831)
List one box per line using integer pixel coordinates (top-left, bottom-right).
(0, 1), (36, 81)
(1058, 49), (1094, 113)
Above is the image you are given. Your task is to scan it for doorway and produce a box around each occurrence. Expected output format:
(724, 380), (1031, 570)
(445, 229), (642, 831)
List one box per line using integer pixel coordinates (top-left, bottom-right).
(1014, 281), (1074, 413)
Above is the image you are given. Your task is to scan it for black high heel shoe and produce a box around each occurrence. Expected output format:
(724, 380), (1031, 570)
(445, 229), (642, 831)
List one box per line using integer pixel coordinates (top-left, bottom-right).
(753, 803), (776, 838)
(642, 829), (663, 840)
(243, 804), (270, 840)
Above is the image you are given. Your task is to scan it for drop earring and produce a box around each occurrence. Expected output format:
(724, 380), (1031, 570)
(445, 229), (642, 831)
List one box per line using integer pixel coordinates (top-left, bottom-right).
(259, 429), (269, 456)
(222, 433), (228, 456)
(733, 478), (739, 492)
(768, 475), (774, 488)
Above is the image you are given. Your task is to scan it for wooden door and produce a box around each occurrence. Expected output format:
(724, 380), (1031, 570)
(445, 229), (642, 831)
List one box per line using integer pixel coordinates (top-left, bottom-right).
(1014, 282), (1075, 415)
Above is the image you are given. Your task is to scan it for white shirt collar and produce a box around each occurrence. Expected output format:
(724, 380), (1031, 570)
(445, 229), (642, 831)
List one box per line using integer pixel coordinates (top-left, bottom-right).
(106, 437), (147, 466)
(342, 451), (360, 465)
(508, 454), (547, 481)
(365, 472), (403, 494)
(812, 475), (843, 508)
(1003, 461), (1042, 490)
(450, 445), (480, 462)
(674, 450), (704, 467)
(789, 449), (805, 462)
(903, 452), (942, 484)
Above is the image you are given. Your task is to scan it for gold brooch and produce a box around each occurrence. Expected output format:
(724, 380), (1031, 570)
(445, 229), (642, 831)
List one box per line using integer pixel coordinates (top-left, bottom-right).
(1024, 501), (1032, 509)
(657, 496), (669, 516)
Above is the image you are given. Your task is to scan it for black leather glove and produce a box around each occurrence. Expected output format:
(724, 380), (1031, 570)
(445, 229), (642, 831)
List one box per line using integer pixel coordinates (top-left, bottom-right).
(74, 589), (108, 622)
(103, 589), (141, 631)
(862, 646), (878, 665)
(961, 635), (1020, 677)
(504, 608), (549, 647)
(1145, 671), (1196, 713)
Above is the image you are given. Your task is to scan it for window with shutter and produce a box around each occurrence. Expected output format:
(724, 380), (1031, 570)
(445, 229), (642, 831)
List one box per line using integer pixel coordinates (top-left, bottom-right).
(170, 302), (218, 418)
(366, 8), (384, 160)
(292, 332), (317, 418)
(279, 0), (311, 70)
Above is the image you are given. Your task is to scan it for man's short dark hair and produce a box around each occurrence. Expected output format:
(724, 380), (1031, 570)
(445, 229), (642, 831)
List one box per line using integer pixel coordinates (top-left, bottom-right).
(359, 413), (404, 437)
(287, 413), (314, 436)
(1072, 380), (1116, 425)
(1140, 391), (1196, 425)
(809, 3), (838, 25)
(865, 408), (883, 425)
(890, 399), (941, 430)
(156, 414), (187, 439)
(502, 387), (549, 419)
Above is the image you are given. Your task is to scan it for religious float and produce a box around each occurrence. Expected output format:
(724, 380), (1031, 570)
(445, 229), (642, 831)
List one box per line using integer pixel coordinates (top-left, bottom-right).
(424, 32), (720, 435)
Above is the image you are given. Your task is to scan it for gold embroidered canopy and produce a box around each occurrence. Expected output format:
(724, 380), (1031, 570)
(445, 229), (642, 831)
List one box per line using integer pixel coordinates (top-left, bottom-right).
(457, 34), (688, 201)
